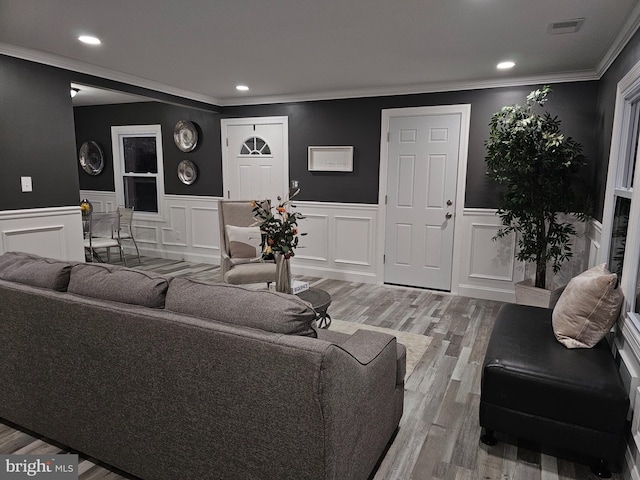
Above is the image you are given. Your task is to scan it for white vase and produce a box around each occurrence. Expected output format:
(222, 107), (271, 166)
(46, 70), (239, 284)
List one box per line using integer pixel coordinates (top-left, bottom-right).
(274, 253), (292, 294)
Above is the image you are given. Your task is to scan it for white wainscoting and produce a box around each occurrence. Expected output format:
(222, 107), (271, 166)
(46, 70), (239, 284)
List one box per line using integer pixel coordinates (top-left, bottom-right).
(455, 210), (599, 303)
(0, 206), (85, 261)
(79, 192), (600, 300)
(615, 316), (640, 480)
(456, 209), (522, 302)
(80, 192), (379, 283)
(80, 191), (222, 264)
(293, 201), (378, 283)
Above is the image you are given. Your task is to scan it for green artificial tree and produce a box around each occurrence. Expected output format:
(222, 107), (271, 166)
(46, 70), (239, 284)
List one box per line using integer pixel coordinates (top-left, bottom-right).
(485, 86), (589, 290)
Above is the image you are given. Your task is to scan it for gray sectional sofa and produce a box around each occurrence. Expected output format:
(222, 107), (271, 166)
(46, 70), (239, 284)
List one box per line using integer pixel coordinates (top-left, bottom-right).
(0, 251), (405, 480)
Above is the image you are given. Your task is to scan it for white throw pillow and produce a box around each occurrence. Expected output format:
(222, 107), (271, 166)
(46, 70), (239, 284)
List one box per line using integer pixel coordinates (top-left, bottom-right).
(225, 225), (262, 259)
(552, 264), (623, 349)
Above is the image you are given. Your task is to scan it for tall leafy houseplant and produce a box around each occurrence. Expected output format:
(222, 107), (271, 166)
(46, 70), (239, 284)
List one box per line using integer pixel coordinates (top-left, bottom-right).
(485, 86), (588, 290)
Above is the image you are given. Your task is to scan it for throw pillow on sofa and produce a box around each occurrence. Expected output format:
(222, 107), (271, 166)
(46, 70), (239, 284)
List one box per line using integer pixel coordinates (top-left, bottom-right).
(552, 264), (623, 349)
(68, 263), (170, 308)
(0, 251), (73, 291)
(165, 277), (317, 337)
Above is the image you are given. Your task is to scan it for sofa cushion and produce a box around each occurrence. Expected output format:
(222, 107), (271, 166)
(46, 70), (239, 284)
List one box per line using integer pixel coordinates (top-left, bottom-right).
(552, 264), (623, 349)
(166, 277), (317, 337)
(0, 251), (72, 291)
(226, 225), (261, 259)
(68, 263), (169, 308)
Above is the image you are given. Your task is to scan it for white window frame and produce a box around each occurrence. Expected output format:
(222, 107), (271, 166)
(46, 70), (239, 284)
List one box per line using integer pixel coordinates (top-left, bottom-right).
(111, 125), (165, 221)
(602, 58), (640, 355)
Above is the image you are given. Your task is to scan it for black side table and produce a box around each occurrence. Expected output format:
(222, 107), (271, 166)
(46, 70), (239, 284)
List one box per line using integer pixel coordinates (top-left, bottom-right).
(297, 288), (332, 329)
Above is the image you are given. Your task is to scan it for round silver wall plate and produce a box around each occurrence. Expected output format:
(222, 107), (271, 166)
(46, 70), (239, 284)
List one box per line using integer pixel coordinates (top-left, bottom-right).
(79, 141), (104, 175)
(177, 159), (198, 185)
(173, 120), (198, 152)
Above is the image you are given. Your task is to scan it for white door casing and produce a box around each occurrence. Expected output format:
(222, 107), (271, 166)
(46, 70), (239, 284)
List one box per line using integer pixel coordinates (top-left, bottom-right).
(221, 116), (288, 204)
(378, 105), (471, 293)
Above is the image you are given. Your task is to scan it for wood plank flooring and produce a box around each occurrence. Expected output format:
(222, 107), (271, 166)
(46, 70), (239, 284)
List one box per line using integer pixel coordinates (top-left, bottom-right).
(0, 256), (616, 479)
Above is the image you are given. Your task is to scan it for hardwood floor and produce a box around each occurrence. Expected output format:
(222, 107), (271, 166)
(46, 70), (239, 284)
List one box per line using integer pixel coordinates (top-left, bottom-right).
(0, 256), (617, 479)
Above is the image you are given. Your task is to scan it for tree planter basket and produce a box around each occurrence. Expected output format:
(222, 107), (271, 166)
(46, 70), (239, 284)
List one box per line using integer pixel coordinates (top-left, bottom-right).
(514, 280), (565, 309)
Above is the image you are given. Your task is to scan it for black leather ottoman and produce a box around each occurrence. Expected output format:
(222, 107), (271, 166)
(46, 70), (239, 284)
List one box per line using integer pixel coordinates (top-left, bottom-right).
(480, 303), (629, 477)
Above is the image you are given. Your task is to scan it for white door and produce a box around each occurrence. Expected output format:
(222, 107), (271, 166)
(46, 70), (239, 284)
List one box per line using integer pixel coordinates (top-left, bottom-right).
(384, 113), (461, 291)
(221, 117), (288, 204)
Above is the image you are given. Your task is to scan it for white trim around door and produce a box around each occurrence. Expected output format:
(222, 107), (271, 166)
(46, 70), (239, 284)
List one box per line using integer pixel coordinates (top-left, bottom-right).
(377, 104), (471, 294)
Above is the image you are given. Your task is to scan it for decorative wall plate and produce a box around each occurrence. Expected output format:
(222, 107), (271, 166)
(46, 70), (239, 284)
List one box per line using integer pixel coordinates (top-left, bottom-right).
(79, 141), (105, 175)
(177, 159), (198, 185)
(174, 120), (198, 152)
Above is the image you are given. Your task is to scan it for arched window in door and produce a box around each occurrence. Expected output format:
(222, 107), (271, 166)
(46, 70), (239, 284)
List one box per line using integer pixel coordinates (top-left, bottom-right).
(240, 136), (271, 155)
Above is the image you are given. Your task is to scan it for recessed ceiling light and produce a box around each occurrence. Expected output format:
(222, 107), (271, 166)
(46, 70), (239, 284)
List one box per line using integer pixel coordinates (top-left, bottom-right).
(78, 35), (101, 45)
(497, 61), (515, 70)
(236, 85), (249, 91)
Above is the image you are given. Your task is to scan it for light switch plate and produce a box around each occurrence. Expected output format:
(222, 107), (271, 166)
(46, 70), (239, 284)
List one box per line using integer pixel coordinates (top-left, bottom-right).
(21, 176), (32, 192)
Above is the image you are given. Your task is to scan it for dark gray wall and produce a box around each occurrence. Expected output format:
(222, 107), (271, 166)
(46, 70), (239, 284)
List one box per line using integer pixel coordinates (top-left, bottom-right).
(0, 55), (79, 210)
(0, 47), (627, 219)
(74, 103), (223, 196)
(594, 27), (640, 220)
(0, 53), (222, 211)
(224, 82), (599, 207)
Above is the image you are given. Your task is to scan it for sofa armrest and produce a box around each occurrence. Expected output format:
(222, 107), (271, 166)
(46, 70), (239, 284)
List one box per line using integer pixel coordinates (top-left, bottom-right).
(321, 329), (404, 480)
(336, 329), (394, 364)
(319, 328), (406, 386)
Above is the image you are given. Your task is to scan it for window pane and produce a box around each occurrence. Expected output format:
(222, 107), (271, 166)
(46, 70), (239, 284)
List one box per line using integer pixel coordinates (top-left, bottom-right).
(624, 103), (640, 189)
(636, 258), (640, 313)
(124, 177), (158, 213)
(123, 137), (157, 173)
(609, 196), (631, 276)
(240, 136), (271, 155)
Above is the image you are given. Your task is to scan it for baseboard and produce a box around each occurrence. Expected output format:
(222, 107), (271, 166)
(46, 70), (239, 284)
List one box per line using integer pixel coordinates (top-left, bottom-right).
(291, 263), (378, 284)
(136, 247), (220, 266)
(457, 283), (516, 303)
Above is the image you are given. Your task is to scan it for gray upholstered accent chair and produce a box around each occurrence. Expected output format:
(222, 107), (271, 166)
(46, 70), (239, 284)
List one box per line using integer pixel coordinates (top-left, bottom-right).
(218, 200), (276, 286)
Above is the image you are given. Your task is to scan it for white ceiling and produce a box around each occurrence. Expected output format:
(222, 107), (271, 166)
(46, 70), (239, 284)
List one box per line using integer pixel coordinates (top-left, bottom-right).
(2, 0), (640, 106)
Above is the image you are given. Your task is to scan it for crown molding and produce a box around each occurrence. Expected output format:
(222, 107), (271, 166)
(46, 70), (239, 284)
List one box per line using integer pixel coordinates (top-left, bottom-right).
(0, 42), (222, 107)
(596, 2), (640, 77)
(0, 38), (621, 108)
(218, 70), (599, 106)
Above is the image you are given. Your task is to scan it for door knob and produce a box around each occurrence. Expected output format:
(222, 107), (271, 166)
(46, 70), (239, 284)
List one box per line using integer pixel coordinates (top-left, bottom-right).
(446, 200), (453, 206)
(445, 212), (452, 219)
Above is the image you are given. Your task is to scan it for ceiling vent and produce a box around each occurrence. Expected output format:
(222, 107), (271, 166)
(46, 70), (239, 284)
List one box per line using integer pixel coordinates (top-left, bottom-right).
(548, 18), (584, 35)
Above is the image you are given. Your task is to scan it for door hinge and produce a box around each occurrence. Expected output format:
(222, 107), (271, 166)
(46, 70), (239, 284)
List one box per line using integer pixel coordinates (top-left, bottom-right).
(383, 254), (386, 264)
(227, 190), (230, 199)
(385, 195), (388, 205)
(387, 131), (390, 142)
(226, 138), (228, 147)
